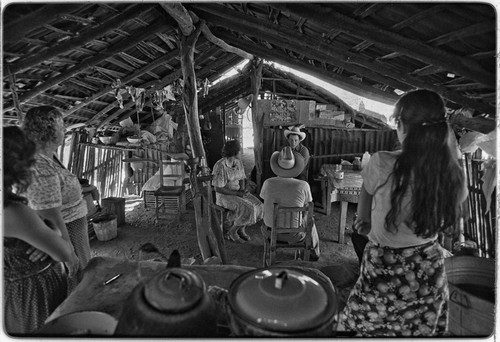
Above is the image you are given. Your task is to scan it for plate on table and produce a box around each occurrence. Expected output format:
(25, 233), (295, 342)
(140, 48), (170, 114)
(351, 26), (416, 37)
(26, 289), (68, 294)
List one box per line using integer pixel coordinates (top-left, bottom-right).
(37, 311), (117, 336)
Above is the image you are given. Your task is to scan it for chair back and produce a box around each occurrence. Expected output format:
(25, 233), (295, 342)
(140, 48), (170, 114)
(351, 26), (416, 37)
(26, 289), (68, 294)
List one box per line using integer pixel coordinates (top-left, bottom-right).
(272, 202), (314, 236)
(158, 160), (186, 187)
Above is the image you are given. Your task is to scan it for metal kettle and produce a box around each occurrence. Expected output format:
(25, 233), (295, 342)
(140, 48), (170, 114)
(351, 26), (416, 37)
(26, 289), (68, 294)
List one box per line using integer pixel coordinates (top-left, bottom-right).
(114, 250), (216, 337)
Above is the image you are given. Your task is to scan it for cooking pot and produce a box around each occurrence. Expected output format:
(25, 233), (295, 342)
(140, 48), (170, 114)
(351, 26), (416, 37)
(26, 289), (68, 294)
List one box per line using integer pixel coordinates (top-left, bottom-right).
(114, 268), (217, 337)
(226, 267), (338, 337)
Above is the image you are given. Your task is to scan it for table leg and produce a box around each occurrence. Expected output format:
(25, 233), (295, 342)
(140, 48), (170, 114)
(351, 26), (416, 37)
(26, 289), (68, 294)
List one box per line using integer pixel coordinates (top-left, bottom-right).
(325, 183), (332, 216)
(338, 201), (348, 244)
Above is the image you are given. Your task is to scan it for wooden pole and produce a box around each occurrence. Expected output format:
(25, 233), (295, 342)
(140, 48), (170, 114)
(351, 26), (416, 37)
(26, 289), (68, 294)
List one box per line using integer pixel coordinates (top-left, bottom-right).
(180, 25), (205, 160)
(250, 58), (263, 191)
(178, 23), (213, 261)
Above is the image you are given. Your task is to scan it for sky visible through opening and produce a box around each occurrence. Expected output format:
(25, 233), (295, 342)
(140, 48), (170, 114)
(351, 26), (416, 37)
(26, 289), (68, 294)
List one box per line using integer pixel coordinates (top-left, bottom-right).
(213, 60), (397, 148)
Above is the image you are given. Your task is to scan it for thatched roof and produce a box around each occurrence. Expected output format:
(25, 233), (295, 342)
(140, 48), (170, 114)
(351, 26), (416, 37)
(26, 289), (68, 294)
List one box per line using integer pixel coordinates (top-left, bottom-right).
(3, 3), (496, 132)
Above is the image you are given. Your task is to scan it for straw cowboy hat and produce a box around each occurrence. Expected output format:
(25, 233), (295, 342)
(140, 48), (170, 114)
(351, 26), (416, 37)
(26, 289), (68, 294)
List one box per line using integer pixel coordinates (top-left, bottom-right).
(270, 146), (305, 178)
(284, 125), (306, 142)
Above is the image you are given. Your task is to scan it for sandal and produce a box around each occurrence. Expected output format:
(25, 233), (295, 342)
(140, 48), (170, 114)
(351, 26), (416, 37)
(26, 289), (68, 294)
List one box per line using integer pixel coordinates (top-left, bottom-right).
(228, 232), (245, 243)
(223, 232), (232, 241)
(228, 226), (245, 243)
(238, 228), (251, 241)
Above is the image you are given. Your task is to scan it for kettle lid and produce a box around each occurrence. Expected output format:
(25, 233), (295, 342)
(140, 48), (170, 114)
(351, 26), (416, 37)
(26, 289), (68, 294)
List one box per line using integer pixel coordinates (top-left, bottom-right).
(228, 268), (337, 333)
(143, 268), (205, 313)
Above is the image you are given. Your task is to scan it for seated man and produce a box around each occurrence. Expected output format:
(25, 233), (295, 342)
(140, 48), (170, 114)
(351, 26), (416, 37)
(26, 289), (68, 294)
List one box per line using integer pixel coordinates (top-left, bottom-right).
(260, 146), (320, 261)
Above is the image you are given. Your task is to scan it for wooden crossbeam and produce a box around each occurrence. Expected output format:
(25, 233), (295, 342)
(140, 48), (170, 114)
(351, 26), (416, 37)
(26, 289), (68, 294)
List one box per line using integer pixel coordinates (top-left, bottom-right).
(352, 3), (381, 18)
(193, 5), (412, 91)
(379, 20), (495, 60)
(426, 21), (495, 46)
(220, 29), (494, 115)
(75, 48), (181, 119)
(215, 30), (399, 105)
(269, 3), (494, 88)
(351, 5), (447, 52)
(8, 18), (171, 109)
(195, 5), (494, 114)
(4, 4), (86, 43)
(162, 3), (253, 60)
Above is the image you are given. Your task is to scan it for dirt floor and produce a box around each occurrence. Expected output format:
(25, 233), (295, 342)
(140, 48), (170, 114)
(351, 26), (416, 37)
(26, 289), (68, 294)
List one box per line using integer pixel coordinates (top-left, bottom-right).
(90, 147), (361, 292)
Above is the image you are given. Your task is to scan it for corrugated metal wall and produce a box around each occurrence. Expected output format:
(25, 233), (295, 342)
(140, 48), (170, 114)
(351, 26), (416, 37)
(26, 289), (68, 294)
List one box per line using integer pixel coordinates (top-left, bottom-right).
(262, 127), (397, 181)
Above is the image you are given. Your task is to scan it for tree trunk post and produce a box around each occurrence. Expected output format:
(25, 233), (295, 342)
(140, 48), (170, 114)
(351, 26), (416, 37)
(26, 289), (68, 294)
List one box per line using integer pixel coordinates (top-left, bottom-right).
(250, 58), (264, 192)
(179, 24), (214, 261)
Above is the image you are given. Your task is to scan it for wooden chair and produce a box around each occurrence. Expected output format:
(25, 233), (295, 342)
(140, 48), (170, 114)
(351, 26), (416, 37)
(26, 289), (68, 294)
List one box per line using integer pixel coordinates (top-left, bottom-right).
(154, 160), (190, 222)
(262, 202), (314, 267)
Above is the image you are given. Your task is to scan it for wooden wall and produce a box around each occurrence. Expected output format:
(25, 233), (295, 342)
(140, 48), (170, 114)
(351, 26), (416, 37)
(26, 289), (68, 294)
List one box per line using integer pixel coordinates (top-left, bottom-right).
(261, 126), (398, 182)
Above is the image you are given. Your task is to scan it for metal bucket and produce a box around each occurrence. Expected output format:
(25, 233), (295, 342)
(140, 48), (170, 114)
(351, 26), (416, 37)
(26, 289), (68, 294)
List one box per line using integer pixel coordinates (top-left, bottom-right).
(445, 256), (495, 337)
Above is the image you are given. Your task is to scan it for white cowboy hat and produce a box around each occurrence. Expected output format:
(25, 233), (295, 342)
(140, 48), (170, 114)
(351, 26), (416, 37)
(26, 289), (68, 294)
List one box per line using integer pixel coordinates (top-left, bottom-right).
(284, 126), (306, 142)
(270, 146), (305, 178)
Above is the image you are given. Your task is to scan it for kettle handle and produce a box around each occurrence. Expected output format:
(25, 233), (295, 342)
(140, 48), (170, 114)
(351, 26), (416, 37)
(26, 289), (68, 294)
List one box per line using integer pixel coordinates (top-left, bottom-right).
(167, 249), (181, 268)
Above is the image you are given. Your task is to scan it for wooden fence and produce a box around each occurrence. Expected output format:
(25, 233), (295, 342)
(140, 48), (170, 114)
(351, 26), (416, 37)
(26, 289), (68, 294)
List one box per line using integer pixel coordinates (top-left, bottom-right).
(67, 131), (173, 199)
(462, 151), (496, 258)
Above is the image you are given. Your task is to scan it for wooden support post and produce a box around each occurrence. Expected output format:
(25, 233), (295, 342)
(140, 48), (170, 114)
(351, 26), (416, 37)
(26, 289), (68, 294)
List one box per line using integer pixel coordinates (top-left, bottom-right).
(250, 59), (264, 191)
(193, 184), (212, 260)
(178, 22), (214, 261)
(180, 25), (205, 160)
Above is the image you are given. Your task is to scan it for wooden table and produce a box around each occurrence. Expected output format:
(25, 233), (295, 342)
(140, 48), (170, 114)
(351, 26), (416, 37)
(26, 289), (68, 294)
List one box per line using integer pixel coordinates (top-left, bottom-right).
(316, 165), (363, 244)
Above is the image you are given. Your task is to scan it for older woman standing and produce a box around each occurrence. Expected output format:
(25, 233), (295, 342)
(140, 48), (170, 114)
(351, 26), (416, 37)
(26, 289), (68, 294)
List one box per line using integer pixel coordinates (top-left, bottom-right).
(22, 106), (90, 288)
(212, 140), (263, 243)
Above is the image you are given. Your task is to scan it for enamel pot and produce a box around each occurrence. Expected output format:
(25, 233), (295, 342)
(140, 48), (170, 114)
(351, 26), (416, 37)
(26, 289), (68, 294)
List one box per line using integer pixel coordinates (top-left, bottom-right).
(114, 268), (216, 337)
(226, 267), (338, 337)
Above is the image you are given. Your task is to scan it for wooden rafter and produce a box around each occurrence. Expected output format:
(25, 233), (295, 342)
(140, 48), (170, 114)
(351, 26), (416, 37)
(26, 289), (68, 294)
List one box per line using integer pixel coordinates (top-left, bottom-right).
(215, 30), (399, 105)
(4, 4), (86, 43)
(4, 19), (173, 112)
(161, 3), (253, 60)
(195, 6), (494, 114)
(269, 3), (494, 88)
(193, 5), (412, 90)
(352, 5), (447, 52)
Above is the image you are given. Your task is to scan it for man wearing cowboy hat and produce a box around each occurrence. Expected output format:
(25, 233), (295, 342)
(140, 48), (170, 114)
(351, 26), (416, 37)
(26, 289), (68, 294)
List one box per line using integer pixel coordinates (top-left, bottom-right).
(259, 146), (320, 261)
(284, 125), (310, 181)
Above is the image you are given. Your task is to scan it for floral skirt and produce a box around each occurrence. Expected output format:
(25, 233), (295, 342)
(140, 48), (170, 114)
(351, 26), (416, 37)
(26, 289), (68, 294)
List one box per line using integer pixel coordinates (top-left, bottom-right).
(340, 240), (449, 337)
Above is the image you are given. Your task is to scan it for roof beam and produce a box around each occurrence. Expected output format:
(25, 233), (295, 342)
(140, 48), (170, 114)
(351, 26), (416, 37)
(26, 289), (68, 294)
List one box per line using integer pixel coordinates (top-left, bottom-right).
(92, 42), (218, 126)
(270, 3), (494, 88)
(11, 18), (172, 109)
(161, 3), (253, 60)
(4, 4), (86, 43)
(193, 5), (411, 90)
(352, 4), (447, 52)
(215, 30), (399, 105)
(194, 6), (494, 114)
(65, 48), (181, 118)
(8, 5), (153, 74)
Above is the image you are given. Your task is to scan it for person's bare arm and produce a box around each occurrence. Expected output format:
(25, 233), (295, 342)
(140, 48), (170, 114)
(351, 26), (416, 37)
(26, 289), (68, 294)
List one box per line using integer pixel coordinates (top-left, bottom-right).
(26, 207), (72, 263)
(4, 203), (77, 263)
(35, 207), (71, 242)
(355, 184), (372, 235)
